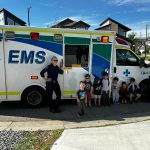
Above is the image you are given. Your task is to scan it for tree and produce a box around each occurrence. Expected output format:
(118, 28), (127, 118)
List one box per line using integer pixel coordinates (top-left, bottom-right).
(128, 32), (137, 43)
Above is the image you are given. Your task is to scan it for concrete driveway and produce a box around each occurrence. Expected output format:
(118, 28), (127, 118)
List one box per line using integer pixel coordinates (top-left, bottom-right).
(52, 120), (150, 150)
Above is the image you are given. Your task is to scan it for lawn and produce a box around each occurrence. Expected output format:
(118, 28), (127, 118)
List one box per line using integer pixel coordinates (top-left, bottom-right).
(13, 129), (63, 150)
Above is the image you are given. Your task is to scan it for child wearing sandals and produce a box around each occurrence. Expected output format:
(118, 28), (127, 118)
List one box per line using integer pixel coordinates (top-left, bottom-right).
(93, 77), (102, 107)
(76, 81), (87, 116)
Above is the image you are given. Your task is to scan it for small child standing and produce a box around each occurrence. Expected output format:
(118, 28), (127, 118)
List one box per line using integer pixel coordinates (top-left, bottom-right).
(101, 72), (110, 106)
(93, 77), (102, 107)
(76, 81), (87, 116)
(119, 82), (128, 104)
(111, 77), (119, 104)
(84, 74), (93, 107)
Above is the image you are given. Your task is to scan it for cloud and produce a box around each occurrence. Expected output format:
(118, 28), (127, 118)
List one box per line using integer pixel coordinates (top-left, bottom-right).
(136, 7), (150, 12)
(39, 2), (58, 7)
(109, 0), (150, 6)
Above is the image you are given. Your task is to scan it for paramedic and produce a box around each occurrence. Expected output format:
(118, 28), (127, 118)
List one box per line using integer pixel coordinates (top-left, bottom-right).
(40, 56), (64, 113)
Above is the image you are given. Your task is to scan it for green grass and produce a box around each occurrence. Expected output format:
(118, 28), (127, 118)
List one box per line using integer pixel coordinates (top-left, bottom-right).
(13, 129), (63, 150)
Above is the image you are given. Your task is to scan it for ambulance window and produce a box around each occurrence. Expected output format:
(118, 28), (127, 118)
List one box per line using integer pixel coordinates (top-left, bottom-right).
(116, 49), (139, 66)
(65, 45), (89, 67)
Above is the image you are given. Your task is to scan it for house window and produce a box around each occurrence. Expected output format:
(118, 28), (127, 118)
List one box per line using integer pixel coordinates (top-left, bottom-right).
(7, 17), (14, 25)
(65, 45), (89, 67)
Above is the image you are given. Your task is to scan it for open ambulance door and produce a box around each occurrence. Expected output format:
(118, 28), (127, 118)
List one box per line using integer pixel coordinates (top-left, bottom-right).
(63, 35), (90, 98)
(0, 30), (6, 100)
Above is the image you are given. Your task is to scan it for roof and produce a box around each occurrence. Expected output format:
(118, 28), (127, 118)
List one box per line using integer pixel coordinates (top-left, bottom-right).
(64, 20), (90, 27)
(95, 23), (111, 30)
(100, 17), (131, 31)
(63, 21), (77, 27)
(51, 18), (74, 28)
(51, 18), (90, 28)
(0, 8), (26, 25)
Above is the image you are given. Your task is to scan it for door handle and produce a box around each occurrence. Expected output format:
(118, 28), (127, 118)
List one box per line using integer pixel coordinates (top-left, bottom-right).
(114, 67), (116, 73)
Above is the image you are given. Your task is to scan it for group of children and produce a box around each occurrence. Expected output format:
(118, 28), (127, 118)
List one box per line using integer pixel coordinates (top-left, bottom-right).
(76, 72), (141, 116)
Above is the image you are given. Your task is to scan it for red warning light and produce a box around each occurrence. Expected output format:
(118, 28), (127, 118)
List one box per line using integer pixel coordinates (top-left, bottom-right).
(30, 32), (39, 40)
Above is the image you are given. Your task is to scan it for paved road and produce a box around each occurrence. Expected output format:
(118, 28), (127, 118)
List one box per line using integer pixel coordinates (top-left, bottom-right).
(0, 101), (150, 122)
(0, 101), (150, 131)
(52, 120), (150, 150)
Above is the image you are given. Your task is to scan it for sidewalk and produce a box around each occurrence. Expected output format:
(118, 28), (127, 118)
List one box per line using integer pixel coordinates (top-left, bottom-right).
(0, 102), (150, 131)
(52, 120), (150, 150)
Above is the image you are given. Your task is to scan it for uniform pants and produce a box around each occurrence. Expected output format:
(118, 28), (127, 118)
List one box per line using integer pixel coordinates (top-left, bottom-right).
(46, 81), (61, 110)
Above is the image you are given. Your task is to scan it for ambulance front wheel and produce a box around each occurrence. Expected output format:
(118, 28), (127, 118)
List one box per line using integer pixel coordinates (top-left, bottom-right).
(21, 86), (46, 107)
(139, 79), (150, 102)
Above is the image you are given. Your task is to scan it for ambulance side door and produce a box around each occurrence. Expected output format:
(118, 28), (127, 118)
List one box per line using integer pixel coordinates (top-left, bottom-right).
(0, 30), (6, 100)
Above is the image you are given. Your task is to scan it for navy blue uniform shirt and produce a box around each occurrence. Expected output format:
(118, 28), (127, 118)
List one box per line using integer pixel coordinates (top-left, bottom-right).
(40, 64), (63, 80)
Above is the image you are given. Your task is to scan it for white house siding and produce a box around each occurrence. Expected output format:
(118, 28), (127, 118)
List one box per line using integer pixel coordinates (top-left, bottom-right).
(101, 20), (110, 27)
(0, 12), (4, 25)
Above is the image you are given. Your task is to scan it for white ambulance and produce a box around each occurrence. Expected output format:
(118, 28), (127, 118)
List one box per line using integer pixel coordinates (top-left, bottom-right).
(0, 25), (149, 107)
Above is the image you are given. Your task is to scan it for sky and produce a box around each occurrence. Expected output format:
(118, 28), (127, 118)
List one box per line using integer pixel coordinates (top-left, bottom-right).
(1, 0), (150, 37)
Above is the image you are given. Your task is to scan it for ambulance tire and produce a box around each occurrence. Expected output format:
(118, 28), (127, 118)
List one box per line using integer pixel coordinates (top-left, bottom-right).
(139, 79), (150, 102)
(21, 86), (46, 108)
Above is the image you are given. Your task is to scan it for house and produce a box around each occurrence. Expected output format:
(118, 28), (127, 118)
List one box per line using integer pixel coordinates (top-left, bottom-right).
(51, 18), (90, 30)
(0, 8), (26, 26)
(95, 17), (131, 37)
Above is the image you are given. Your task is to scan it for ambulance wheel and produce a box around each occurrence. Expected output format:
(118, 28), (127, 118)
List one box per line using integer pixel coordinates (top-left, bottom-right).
(139, 79), (149, 94)
(21, 86), (46, 107)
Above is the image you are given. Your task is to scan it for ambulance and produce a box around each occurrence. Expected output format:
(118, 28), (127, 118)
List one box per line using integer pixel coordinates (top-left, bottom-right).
(0, 25), (149, 107)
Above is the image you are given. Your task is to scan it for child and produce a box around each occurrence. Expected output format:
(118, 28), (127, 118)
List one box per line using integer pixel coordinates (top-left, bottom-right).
(127, 78), (141, 103)
(84, 74), (93, 107)
(76, 81), (87, 116)
(93, 77), (102, 107)
(119, 82), (128, 104)
(111, 77), (119, 104)
(101, 72), (110, 106)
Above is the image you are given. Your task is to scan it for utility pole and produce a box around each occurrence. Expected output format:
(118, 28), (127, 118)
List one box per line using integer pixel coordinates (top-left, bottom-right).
(145, 25), (150, 59)
(27, 6), (32, 26)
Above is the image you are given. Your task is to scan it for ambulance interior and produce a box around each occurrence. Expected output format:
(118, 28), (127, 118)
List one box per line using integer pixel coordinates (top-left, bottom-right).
(64, 45), (89, 67)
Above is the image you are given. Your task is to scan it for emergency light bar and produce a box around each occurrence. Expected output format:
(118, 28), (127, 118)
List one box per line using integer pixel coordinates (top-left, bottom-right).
(101, 36), (109, 43)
